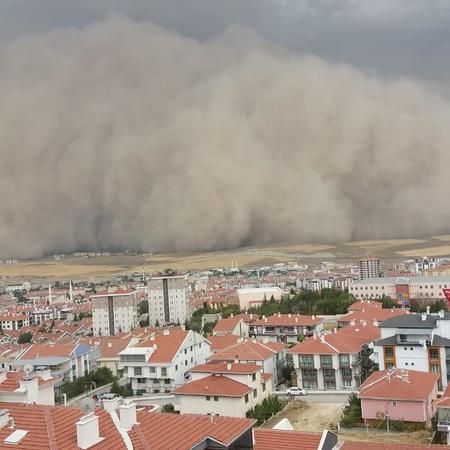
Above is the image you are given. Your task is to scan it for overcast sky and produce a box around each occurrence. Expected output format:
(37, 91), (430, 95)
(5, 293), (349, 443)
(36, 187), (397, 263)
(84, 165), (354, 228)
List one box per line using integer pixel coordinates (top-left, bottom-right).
(2, 0), (450, 82)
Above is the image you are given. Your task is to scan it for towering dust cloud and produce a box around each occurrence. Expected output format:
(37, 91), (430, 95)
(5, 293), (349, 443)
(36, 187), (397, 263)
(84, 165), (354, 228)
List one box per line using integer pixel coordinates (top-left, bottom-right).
(1, 15), (450, 258)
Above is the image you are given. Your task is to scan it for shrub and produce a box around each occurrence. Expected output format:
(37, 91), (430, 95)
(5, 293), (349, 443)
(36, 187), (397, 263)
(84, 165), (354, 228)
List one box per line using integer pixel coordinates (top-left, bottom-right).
(340, 393), (362, 428)
(246, 395), (285, 425)
(161, 403), (175, 413)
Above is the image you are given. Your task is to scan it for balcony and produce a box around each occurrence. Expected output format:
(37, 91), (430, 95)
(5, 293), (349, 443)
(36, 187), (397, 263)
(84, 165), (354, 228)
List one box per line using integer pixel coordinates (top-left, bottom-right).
(299, 362), (315, 369)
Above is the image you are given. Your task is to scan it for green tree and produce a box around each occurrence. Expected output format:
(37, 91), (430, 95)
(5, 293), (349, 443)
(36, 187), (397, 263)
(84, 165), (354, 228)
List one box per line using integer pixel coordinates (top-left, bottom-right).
(161, 403), (175, 413)
(340, 393), (362, 427)
(110, 381), (133, 397)
(138, 300), (149, 315)
(18, 331), (33, 344)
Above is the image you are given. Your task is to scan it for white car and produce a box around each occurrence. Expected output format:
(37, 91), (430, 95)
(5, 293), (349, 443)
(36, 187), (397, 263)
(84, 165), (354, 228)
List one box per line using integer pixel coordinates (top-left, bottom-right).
(286, 387), (306, 396)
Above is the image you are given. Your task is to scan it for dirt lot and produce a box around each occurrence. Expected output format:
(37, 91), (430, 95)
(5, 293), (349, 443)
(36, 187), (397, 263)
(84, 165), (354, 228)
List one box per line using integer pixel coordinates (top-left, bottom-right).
(262, 400), (342, 432)
(261, 400), (431, 445)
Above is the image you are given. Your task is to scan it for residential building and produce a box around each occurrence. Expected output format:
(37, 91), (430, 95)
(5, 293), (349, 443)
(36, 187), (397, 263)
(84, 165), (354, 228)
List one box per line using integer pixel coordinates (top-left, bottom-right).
(373, 310), (450, 389)
(84, 336), (137, 377)
(0, 402), (126, 449)
(250, 313), (324, 344)
(359, 369), (439, 427)
(0, 370), (59, 405)
(175, 362), (272, 417)
(128, 410), (255, 450)
(359, 258), (382, 280)
(0, 313), (29, 331)
(118, 329), (210, 394)
(209, 339), (286, 385)
(415, 256), (437, 274)
(289, 322), (380, 390)
(92, 290), (139, 336)
(13, 342), (95, 383)
(29, 308), (54, 325)
(435, 383), (450, 438)
(147, 273), (189, 326)
(212, 314), (250, 337)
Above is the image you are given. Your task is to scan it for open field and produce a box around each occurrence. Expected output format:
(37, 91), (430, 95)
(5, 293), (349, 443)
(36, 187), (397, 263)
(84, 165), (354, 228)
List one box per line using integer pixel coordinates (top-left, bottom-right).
(3, 236), (450, 281)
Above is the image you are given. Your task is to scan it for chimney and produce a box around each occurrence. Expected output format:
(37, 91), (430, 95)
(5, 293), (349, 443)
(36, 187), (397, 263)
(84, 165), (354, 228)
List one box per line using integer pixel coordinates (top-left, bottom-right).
(421, 313), (427, 322)
(350, 320), (356, 326)
(426, 306), (431, 315)
(264, 317), (267, 323)
(234, 355), (239, 363)
(107, 342), (112, 348)
(438, 310), (445, 319)
(20, 377), (39, 404)
(76, 413), (104, 449)
(230, 313), (234, 317)
(119, 402), (137, 430)
(226, 362), (232, 371)
(102, 397), (119, 413)
(163, 329), (170, 336)
(320, 335), (325, 343)
(0, 410), (9, 429)
(312, 315), (316, 320)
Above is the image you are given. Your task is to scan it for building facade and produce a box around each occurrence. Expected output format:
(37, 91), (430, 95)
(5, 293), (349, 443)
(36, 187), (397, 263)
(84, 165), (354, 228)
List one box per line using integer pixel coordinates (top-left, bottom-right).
(147, 274), (189, 326)
(358, 258), (382, 280)
(92, 291), (139, 336)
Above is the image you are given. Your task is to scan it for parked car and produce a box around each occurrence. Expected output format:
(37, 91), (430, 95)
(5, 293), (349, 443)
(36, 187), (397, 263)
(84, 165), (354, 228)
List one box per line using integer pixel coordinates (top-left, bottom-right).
(286, 387), (306, 396)
(98, 393), (118, 401)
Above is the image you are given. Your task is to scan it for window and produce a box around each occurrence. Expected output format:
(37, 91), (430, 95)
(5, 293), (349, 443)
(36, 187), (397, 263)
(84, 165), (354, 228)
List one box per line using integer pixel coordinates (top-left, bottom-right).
(214, 396), (219, 402)
(302, 368), (317, 379)
(339, 354), (350, 367)
(175, 365), (178, 371)
(134, 367), (142, 376)
(341, 367), (352, 378)
(299, 355), (314, 368)
(262, 383), (266, 392)
(253, 389), (257, 398)
(430, 364), (440, 373)
(150, 367), (156, 373)
(120, 354), (146, 363)
(429, 349), (439, 360)
(252, 373), (256, 382)
(320, 355), (333, 368)
(161, 368), (167, 377)
(384, 347), (394, 358)
(392, 401), (397, 406)
(386, 362), (395, 370)
(323, 369), (335, 380)
(206, 396), (210, 401)
(245, 394), (249, 403)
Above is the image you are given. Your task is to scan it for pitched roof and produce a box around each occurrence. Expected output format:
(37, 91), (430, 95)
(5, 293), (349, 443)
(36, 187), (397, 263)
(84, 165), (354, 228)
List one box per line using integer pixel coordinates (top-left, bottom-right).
(0, 403), (126, 449)
(129, 411), (255, 450)
(175, 374), (253, 397)
(17, 343), (78, 359)
(210, 340), (276, 362)
(379, 313), (436, 329)
(82, 336), (134, 359)
(0, 372), (59, 392)
(190, 362), (261, 375)
(340, 307), (407, 325)
(137, 330), (190, 363)
(212, 316), (244, 334)
(360, 369), (439, 401)
(208, 335), (240, 351)
(253, 429), (322, 450)
(289, 323), (380, 355)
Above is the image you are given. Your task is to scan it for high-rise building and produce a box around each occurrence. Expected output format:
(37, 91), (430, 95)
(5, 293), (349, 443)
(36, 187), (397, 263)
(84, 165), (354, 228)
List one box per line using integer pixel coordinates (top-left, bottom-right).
(147, 273), (189, 325)
(358, 257), (382, 280)
(415, 256), (437, 274)
(92, 290), (139, 336)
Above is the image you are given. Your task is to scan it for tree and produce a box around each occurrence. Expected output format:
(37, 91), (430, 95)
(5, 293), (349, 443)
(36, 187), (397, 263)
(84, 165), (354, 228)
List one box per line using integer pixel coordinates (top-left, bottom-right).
(18, 331), (33, 344)
(161, 403), (175, 413)
(138, 300), (149, 315)
(110, 381), (133, 397)
(340, 393), (362, 427)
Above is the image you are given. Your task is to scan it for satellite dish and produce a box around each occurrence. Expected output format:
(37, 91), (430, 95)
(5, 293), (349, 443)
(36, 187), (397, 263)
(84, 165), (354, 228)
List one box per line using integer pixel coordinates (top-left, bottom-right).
(79, 398), (96, 414)
(23, 364), (34, 379)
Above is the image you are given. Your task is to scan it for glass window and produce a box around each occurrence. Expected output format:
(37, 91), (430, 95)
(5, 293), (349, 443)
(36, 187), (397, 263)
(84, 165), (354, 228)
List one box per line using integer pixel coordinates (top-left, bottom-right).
(320, 355), (333, 368)
(206, 396), (210, 401)
(214, 396), (219, 401)
(245, 394), (249, 403)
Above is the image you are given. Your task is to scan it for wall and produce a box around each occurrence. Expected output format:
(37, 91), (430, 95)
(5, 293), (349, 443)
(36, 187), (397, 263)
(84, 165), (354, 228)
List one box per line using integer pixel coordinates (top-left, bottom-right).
(362, 398), (426, 423)
(178, 394), (248, 418)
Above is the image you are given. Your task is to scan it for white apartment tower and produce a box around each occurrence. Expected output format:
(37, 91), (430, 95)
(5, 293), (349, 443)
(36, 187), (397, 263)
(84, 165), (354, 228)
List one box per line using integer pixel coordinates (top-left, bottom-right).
(92, 291), (139, 336)
(359, 257), (382, 280)
(147, 273), (189, 325)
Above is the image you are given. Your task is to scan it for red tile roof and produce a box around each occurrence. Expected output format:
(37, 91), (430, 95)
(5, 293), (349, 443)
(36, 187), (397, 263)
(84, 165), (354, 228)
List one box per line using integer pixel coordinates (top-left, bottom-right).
(253, 429), (322, 450)
(82, 336), (134, 359)
(208, 335), (240, 352)
(190, 362), (261, 375)
(210, 341), (276, 362)
(289, 323), (380, 355)
(435, 383), (450, 408)
(0, 372), (59, 392)
(137, 330), (190, 363)
(213, 316), (245, 334)
(340, 307), (406, 324)
(175, 374), (253, 397)
(18, 343), (78, 359)
(349, 300), (382, 311)
(0, 403), (126, 449)
(129, 411), (255, 450)
(360, 369), (439, 401)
